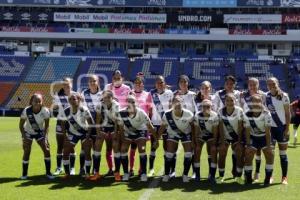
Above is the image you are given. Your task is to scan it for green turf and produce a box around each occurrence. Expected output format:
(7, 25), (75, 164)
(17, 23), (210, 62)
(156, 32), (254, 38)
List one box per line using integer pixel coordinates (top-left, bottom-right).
(0, 117), (299, 200)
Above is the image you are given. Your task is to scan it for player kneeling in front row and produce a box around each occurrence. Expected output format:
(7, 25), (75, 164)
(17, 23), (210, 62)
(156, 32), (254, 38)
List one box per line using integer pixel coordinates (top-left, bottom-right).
(194, 99), (219, 183)
(244, 94), (274, 186)
(61, 92), (93, 179)
(118, 94), (158, 182)
(19, 93), (54, 180)
(158, 95), (195, 183)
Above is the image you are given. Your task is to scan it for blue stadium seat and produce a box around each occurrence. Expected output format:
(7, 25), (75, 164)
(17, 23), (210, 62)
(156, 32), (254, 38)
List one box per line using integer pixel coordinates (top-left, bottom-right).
(183, 59), (231, 91)
(75, 57), (130, 90)
(235, 61), (286, 91)
(24, 57), (81, 83)
(62, 47), (86, 56)
(0, 56), (32, 82)
(130, 58), (180, 91)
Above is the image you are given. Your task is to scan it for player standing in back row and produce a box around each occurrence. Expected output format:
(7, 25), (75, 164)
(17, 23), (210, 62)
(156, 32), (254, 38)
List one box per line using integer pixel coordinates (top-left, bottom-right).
(265, 77), (290, 185)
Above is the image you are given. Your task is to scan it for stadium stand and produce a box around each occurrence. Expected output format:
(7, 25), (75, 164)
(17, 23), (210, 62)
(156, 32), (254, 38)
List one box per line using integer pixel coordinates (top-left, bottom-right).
(0, 82), (15, 106)
(0, 56), (32, 82)
(6, 83), (61, 109)
(74, 57), (130, 90)
(24, 57), (81, 83)
(235, 60), (287, 91)
(0, 46), (14, 55)
(183, 59), (232, 91)
(130, 58), (180, 91)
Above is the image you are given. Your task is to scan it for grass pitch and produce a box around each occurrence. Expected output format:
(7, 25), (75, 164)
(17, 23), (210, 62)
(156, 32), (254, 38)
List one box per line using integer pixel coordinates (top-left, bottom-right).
(0, 117), (299, 200)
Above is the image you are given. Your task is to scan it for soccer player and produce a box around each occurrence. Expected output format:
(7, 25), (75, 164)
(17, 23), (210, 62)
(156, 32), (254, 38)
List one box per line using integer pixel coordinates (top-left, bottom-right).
(266, 77), (290, 185)
(104, 70), (131, 109)
(81, 75), (103, 179)
(150, 75), (173, 177)
(104, 70), (131, 174)
(19, 93), (54, 180)
(214, 75), (241, 178)
(61, 92), (93, 179)
(290, 96), (300, 146)
(194, 99), (219, 183)
(173, 75), (197, 178)
(195, 81), (216, 112)
(129, 74), (154, 177)
(118, 94), (158, 182)
(52, 77), (76, 175)
(244, 94), (274, 186)
(159, 96), (195, 183)
(218, 93), (244, 183)
(94, 90), (121, 181)
(240, 77), (266, 182)
(174, 75), (197, 113)
(214, 75), (241, 110)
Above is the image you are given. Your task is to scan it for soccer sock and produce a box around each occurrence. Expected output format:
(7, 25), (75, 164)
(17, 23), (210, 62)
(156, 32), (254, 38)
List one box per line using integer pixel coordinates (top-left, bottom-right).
(265, 164), (274, 181)
(44, 157), (51, 175)
(85, 160), (91, 175)
(63, 160), (70, 175)
(244, 165), (253, 183)
(210, 163), (217, 179)
(219, 168), (225, 177)
(207, 155), (212, 171)
(236, 167), (243, 177)
(232, 152), (237, 176)
(149, 150), (156, 170)
(129, 145), (137, 171)
(140, 153), (147, 175)
(255, 155), (261, 174)
(194, 162), (200, 179)
(22, 160), (29, 177)
(80, 150), (85, 171)
(121, 153), (129, 174)
(280, 150), (288, 177)
(69, 153), (76, 169)
(114, 153), (121, 173)
(294, 129), (298, 138)
(191, 154), (195, 173)
(164, 152), (174, 176)
(93, 151), (101, 174)
(171, 153), (177, 173)
(106, 150), (113, 171)
(56, 153), (63, 169)
(183, 152), (192, 176)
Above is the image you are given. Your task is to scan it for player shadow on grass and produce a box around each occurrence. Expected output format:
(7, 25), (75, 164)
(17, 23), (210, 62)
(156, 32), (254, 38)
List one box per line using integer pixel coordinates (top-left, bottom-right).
(126, 176), (157, 192)
(0, 177), (20, 184)
(159, 177), (281, 193)
(15, 175), (121, 190)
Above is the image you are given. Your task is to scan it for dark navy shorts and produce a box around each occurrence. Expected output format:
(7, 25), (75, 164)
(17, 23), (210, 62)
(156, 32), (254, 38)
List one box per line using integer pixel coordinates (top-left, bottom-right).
(56, 120), (63, 135)
(199, 134), (214, 142)
(167, 132), (192, 143)
(250, 135), (268, 150)
(25, 132), (44, 141)
(271, 125), (289, 144)
(102, 127), (115, 133)
(125, 131), (147, 141)
(291, 115), (300, 127)
(67, 133), (86, 145)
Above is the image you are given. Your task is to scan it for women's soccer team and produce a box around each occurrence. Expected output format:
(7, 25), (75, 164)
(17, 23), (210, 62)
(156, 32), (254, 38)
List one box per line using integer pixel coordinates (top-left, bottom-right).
(19, 70), (291, 186)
